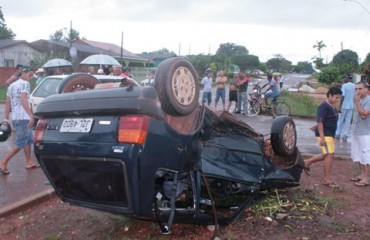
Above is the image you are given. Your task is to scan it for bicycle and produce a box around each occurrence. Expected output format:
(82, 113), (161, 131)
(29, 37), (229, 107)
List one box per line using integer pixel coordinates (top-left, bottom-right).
(244, 83), (290, 117)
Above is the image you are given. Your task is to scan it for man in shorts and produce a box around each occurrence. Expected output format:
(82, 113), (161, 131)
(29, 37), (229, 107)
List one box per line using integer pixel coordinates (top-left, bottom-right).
(350, 82), (370, 187)
(0, 66), (39, 175)
(304, 86), (342, 187)
(226, 72), (239, 112)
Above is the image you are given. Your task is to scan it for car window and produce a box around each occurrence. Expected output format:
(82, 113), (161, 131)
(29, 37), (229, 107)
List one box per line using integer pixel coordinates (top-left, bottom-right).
(32, 77), (62, 98)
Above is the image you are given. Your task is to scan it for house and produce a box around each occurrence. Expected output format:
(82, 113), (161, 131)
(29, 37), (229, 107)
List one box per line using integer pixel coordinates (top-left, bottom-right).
(0, 40), (41, 85)
(0, 40), (41, 67)
(138, 52), (177, 68)
(75, 39), (148, 67)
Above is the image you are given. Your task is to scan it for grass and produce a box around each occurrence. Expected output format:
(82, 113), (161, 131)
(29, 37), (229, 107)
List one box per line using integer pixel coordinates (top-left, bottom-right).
(281, 90), (320, 117)
(252, 189), (332, 217)
(0, 80), (37, 102)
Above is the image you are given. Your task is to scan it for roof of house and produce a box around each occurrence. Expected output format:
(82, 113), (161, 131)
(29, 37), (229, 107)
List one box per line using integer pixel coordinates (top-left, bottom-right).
(75, 39), (140, 59)
(0, 40), (40, 51)
(138, 52), (177, 60)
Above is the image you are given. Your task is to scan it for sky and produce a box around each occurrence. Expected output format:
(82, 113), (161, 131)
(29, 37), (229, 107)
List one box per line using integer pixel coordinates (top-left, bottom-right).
(1, 0), (370, 64)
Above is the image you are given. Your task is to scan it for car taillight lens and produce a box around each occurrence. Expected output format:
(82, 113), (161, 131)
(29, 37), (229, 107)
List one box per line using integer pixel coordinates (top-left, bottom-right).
(118, 115), (150, 144)
(34, 119), (48, 143)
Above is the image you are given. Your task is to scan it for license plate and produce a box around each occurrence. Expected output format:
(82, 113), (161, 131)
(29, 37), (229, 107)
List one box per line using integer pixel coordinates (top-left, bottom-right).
(60, 118), (93, 133)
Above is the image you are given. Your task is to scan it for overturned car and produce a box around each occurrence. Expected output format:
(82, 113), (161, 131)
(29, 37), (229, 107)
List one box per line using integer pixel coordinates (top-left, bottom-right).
(33, 57), (304, 234)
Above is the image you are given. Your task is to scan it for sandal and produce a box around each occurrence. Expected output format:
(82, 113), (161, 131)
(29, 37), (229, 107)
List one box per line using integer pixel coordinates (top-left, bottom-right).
(25, 164), (40, 169)
(354, 181), (369, 187)
(0, 168), (10, 175)
(350, 177), (362, 182)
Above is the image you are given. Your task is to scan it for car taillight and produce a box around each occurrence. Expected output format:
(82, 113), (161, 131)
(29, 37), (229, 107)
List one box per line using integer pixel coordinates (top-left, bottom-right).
(34, 119), (48, 143)
(118, 115), (150, 144)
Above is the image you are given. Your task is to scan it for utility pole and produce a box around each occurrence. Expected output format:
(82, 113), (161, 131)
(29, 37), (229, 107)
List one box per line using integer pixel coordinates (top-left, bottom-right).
(120, 31), (124, 66)
(69, 20), (72, 48)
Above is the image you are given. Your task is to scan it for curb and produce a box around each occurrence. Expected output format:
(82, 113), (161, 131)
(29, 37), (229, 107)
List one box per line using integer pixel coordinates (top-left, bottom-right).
(0, 188), (55, 218)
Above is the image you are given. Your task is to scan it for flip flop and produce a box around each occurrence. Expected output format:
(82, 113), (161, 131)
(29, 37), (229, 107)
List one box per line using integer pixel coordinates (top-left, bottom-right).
(0, 168), (10, 175)
(354, 181), (369, 187)
(350, 177), (362, 182)
(25, 164), (40, 169)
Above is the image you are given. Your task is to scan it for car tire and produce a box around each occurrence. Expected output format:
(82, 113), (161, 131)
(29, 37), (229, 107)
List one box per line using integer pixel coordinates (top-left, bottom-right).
(57, 73), (100, 93)
(154, 57), (200, 116)
(270, 116), (297, 156)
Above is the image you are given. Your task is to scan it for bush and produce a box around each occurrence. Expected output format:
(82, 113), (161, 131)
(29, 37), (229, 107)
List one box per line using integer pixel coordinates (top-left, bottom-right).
(318, 65), (341, 85)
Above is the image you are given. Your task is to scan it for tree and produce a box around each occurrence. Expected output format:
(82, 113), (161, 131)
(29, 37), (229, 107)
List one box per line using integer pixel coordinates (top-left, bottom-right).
(230, 55), (260, 71)
(312, 40), (327, 70)
(187, 54), (213, 79)
(144, 48), (176, 55)
(294, 61), (314, 74)
(266, 57), (292, 73)
(313, 40), (326, 59)
(331, 49), (359, 74)
(49, 29), (64, 41)
(216, 43), (248, 57)
(49, 27), (80, 43)
(0, 7), (16, 40)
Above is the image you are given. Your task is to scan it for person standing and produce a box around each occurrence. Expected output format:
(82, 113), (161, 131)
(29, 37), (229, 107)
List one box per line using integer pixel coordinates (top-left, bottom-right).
(236, 72), (249, 114)
(226, 72), (239, 112)
(0, 66), (39, 175)
(279, 74), (284, 89)
(214, 70), (227, 110)
(35, 68), (46, 85)
(5, 64), (23, 85)
(304, 86), (342, 187)
(350, 82), (370, 187)
(335, 75), (356, 142)
(87, 66), (95, 75)
(201, 69), (213, 106)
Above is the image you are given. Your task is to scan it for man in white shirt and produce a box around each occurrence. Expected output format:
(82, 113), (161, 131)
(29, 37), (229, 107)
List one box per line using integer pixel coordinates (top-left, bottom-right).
(0, 66), (40, 175)
(201, 69), (213, 106)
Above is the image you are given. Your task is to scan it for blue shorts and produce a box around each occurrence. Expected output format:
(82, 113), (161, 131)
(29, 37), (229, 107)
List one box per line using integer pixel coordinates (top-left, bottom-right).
(265, 91), (280, 99)
(13, 120), (34, 148)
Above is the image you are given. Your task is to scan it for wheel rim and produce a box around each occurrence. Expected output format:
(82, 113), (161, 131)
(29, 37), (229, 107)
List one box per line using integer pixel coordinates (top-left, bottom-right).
(283, 122), (296, 150)
(171, 67), (196, 106)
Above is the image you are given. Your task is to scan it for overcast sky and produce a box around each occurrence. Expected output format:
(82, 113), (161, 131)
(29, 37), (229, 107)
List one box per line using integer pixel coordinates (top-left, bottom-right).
(2, 0), (370, 64)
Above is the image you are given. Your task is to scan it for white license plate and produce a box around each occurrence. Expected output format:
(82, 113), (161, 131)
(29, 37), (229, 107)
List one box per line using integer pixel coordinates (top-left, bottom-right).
(60, 118), (93, 133)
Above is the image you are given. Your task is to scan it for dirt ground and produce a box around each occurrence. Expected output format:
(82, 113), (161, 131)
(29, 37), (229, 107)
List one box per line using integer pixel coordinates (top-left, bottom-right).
(0, 157), (369, 240)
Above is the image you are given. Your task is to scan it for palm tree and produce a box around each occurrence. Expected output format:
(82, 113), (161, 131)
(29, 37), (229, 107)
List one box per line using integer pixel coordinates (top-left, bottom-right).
(313, 40), (327, 59)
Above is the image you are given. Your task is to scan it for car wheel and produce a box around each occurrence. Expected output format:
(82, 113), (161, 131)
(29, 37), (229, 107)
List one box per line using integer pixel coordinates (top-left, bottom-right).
(270, 116), (297, 156)
(57, 73), (100, 93)
(154, 57), (200, 116)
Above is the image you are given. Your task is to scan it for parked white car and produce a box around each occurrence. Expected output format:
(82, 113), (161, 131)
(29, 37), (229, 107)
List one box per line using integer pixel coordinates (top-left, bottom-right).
(30, 73), (139, 111)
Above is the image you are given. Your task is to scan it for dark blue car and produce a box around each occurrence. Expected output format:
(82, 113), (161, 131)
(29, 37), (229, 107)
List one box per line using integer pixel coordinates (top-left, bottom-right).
(33, 57), (304, 234)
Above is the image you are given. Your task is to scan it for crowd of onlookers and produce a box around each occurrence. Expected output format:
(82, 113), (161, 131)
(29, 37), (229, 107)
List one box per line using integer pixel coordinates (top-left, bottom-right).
(200, 69), (282, 113)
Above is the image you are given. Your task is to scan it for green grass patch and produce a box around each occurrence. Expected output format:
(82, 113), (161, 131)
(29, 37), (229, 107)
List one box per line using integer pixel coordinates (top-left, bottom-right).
(0, 80), (37, 101)
(252, 189), (332, 217)
(0, 85), (6, 101)
(281, 90), (319, 117)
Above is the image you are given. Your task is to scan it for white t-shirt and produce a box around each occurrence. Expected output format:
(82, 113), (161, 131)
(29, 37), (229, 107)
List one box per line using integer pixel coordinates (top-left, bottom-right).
(201, 77), (213, 92)
(7, 79), (31, 120)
